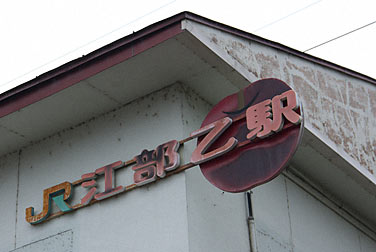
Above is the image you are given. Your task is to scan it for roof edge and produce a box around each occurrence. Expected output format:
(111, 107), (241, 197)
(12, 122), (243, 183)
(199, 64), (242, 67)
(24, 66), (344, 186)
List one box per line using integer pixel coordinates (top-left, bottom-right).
(0, 12), (189, 103)
(182, 11), (376, 85)
(1, 11), (375, 111)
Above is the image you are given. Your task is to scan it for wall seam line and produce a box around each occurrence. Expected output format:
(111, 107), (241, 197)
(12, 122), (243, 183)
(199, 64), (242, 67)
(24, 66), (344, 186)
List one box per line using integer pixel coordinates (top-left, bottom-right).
(14, 149), (22, 250)
(284, 177), (295, 252)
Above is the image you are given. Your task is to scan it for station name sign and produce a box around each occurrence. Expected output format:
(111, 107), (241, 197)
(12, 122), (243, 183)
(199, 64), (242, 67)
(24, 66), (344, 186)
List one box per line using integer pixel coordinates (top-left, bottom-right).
(26, 78), (303, 224)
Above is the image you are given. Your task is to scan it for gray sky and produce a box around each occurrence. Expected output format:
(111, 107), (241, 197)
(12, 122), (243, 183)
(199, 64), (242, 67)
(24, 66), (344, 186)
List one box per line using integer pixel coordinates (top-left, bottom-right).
(1, 0), (375, 94)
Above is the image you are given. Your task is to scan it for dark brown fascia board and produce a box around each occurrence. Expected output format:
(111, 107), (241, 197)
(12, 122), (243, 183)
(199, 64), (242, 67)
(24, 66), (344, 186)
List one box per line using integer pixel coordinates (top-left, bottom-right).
(0, 13), (186, 118)
(1, 11), (375, 118)
(0, 12), (187, 103)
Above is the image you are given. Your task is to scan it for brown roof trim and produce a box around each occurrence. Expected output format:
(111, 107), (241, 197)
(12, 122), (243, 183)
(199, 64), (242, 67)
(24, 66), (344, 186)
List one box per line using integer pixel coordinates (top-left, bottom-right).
(0, 12), (189, 102)
(1, 11), (375, 117)
(0, 13), (185, 118)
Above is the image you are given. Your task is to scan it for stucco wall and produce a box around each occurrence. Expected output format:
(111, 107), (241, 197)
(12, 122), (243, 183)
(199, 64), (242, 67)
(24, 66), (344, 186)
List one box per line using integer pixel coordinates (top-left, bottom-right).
(1, 80), (376, 252)
(252, 171), (376, 252)
(183, 20), (376, 177)
(0, 152), (18, 252)
(4, 84), (190, 252)
(180, 85), (251, 252)
(0, 83), (250, 252)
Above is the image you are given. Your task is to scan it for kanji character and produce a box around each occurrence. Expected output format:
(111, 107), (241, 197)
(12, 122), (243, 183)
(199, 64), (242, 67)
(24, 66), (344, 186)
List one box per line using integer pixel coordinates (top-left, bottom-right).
(94, 161), (124, 200)
(190, 117), (238, 164)
(246, 90), (302, 140)
(133, 140), (180, 185)
(80, 161), (124, 205)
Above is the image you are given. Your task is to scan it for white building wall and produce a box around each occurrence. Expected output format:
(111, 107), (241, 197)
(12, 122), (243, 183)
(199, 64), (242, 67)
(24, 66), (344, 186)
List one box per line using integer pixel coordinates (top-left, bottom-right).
(180, 86), (251, 252)
(1, 82), (376, 252)
(7, 84), (191, 252)
(252, 173), (376, 252)
(1, 83), (250, 252)
(180, 21), (376, 251)
(0, 152), (19, 252)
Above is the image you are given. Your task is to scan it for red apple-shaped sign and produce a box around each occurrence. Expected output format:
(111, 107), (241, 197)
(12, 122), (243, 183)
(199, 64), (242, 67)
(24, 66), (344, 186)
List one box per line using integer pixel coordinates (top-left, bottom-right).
(194, 78), (304, 192)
